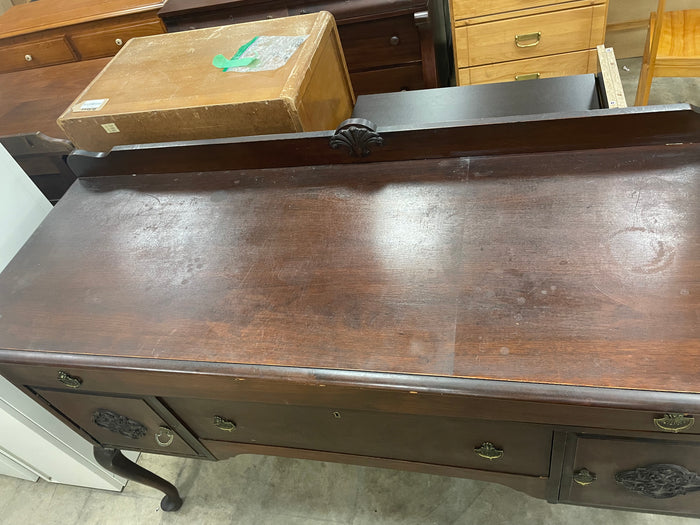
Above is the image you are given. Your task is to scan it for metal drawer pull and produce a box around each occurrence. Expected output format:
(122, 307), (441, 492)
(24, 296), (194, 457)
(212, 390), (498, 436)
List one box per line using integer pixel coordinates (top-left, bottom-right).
(515, 73), (540, 81)
(57, 370), (82, 388)
(474, 442), (504, 460)
(24, 54), (33, 62)
(155, 426), (174, 447)
(573, 468), (597, 486)
(115, 38), (123, 46)
(654, 413), (694, 433)
(390, 36), (400, 46)
(515, 31), (541, 48)
(214, 415), (236, 432)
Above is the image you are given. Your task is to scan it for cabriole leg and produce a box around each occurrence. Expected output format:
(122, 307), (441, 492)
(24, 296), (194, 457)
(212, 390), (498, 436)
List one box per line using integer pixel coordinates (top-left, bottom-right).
(93, 446), (183, 511)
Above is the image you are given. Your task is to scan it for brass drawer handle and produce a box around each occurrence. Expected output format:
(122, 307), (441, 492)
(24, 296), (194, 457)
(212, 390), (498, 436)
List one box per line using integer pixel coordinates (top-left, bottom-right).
(573, 468), (596, 486)
(214, 415), (236, 432)
(115, 38), (123, 46)
(57, 370), (82, 388)
(654, 413), (695, 433)
(474, 442), (503, 460)
(515, 31), (541, 48)
(24, 54), (33, 62)
(515, 73), (540, 81)
(155, 426), (174, 447)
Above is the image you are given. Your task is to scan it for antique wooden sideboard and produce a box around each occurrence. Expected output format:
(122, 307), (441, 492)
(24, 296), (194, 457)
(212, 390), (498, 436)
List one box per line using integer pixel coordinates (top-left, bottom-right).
(157, 0), (450, 93)
(0, 0), (165, 74)
(0, 104), (698, 517)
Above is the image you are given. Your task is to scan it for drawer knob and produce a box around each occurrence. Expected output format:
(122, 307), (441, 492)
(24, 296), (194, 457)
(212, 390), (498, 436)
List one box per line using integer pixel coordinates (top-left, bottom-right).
(573, 468), (597, 486)
(654, 413), (695, 433)
(115, 38), (123, 46)
(57, 370), (82, 389)
(214, 415), (236, 432)
(155, 426), (174, 447)
(515, 31), (541, 48)
(24, 54), (33, 62)
(390, 36), (400, 46)
(474, 442), (504, 460)
(515, 73), (541, 81)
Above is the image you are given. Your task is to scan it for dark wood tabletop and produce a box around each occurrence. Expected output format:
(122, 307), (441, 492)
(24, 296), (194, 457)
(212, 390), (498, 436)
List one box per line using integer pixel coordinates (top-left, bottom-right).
(0, 106), (697, 395)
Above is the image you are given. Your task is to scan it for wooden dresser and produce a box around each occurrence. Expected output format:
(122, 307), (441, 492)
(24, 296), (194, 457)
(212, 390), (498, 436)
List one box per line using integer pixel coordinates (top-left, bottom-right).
(452, 0), (609, 85)
(158, 0), (450, 94)
(0, 0), (165, 74)
(0, 104), (698, 517)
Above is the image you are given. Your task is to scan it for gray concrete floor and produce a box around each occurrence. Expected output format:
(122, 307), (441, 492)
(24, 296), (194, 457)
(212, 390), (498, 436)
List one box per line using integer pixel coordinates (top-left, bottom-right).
(0, 46), (698, 525)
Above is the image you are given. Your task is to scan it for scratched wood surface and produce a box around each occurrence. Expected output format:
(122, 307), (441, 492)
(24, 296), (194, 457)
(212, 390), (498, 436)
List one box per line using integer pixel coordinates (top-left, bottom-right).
(0, 144), (697, 393)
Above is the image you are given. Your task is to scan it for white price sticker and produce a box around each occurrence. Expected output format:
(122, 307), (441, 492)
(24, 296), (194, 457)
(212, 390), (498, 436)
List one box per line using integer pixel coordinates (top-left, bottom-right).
(74, 98), (109, 112)
(101, 123), (120, 133)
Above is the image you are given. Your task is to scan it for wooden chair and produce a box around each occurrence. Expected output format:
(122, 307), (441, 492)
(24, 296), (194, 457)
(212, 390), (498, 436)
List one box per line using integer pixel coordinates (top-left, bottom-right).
(635, 0), (700, 106)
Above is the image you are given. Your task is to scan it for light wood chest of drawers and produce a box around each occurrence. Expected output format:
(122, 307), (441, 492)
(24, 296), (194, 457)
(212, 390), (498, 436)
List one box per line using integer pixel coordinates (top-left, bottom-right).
(0, 0), (165, 74)
(451, 0), (609, 85)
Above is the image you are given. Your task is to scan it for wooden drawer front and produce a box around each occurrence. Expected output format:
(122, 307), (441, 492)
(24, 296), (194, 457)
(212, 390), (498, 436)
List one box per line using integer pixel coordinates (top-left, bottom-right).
(454, 4), (606, 68)
(338, 15), (421, 71)
(453, 0), (584, 21)
(164, 397), (552, 475)
(37, 389), (198, 456)
(70, 20), (165, 60)
(350, 63), (425, 94)
(0, 36), (76, 73)
(459, 49), (597, 85)
(562, 435), (700, 515)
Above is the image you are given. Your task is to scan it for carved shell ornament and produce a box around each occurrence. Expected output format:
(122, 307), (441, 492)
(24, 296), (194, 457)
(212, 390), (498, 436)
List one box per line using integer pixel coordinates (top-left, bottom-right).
(330, 118), (384, 157)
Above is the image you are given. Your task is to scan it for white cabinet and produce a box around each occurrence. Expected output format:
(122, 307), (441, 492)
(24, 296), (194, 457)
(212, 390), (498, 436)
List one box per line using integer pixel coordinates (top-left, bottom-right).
(0, 144), (136, 490)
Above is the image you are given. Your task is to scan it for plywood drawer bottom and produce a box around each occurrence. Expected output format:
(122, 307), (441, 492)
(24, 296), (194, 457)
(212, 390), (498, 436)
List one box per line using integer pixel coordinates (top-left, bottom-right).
(459, 49), (597, 85)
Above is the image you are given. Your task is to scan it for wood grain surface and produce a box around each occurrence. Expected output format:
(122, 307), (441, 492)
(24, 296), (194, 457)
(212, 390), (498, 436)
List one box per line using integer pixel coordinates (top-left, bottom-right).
(0, 58), (110, 139)
(0, 0), (165, 39)
(0, 142), (697, 393)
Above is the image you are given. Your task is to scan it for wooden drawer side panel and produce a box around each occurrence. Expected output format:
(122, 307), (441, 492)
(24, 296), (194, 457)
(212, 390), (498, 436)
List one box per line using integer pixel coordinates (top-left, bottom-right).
(163, 397), (553, 476)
